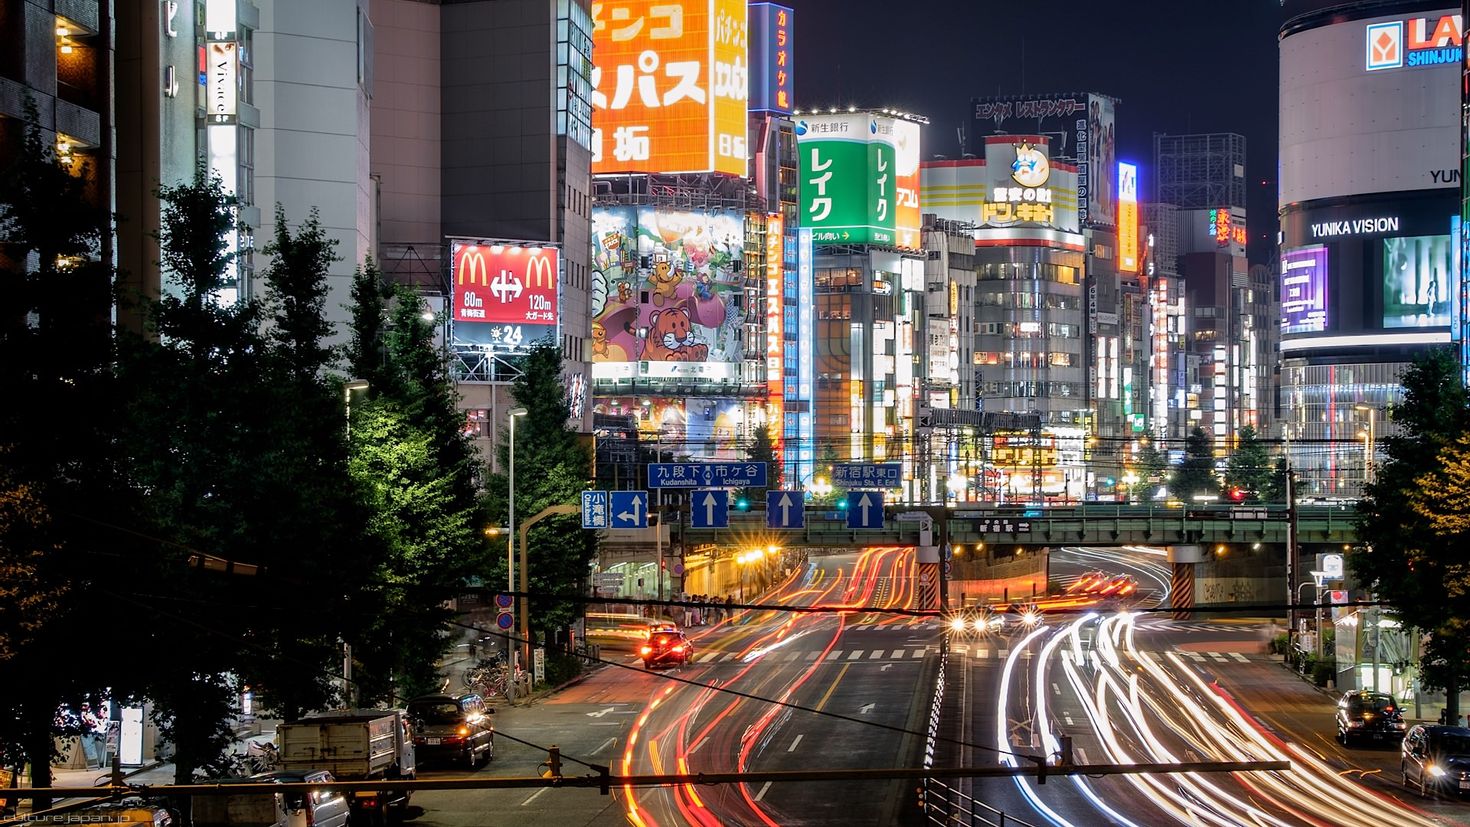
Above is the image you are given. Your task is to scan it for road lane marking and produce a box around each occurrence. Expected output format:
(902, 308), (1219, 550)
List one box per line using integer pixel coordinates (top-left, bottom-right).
(869, 650), (883, 659)
(805, 652), (818, 661)
(1230, 652), (1250, 662)
(1051, 682), (1060, 694)
(690, 736), (709, 754)
(521, 787), (550, 806)
(911, 648), (925, 657)
(814, 663), (850, 712)
(825, 651), (840, 660)
(1064, 715), (1074, 726)
(848, 650), (864, 660)
(754, 781), (772, 801)
(695, 653), (719, 663)
(592, 737), (616, 755)
(788, 734), (804, 752)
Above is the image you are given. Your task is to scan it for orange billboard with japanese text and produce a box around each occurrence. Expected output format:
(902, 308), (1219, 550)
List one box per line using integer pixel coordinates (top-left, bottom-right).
(591, 0), (748, 176)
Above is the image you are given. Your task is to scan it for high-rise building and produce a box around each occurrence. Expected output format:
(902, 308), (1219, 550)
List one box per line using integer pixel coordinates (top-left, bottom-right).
(1279, 1), (1459, 496)
(2, 0), (114, 333)
(795, 109), (928, 499)
(1149, 132), (1274, 451)
(371, 0), (596, 468)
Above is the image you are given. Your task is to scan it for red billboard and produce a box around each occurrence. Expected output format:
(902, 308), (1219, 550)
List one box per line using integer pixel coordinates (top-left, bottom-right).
(452, 244), (559, 326)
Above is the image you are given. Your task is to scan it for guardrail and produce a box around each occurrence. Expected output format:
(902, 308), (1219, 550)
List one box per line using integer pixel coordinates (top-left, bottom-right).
(919, 634), (1040, 827)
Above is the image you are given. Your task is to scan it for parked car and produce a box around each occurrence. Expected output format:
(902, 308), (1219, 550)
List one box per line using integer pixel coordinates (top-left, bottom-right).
(640, 630), (693, 669)
(407, 693), (494, 769)
(1401, 724), (1470, 797)
(1335, 690), (1407, 745)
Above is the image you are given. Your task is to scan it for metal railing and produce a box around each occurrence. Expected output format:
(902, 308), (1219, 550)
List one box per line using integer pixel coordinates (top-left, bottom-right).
(919, 635), (1040, 827)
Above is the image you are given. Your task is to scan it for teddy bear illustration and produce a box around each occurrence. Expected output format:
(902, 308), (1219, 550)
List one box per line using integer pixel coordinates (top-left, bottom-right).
(642, 307), (709, 362)
(591, 322), (608, 358)
(617, 280), (634, 304)
(648, 254), (683, 307)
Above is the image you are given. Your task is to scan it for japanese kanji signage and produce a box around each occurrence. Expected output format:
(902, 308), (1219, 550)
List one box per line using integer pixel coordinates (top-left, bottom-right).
(647, 462), (768, 488)
(449, 242), (560, 353)
(796, 113), (921, 250)
(591, 0), (748, 176)
(832, 463), (903, 488)
(749, 3), (793, 114)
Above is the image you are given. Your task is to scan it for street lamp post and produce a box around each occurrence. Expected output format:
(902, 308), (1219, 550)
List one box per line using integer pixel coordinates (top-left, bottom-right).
(341, 379), (369, 708)
(519, 503), (578, 676)
(506, 407), (527, 670)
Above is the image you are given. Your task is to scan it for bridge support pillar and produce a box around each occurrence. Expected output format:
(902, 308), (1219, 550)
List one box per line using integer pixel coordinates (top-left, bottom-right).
(1167, 545), (1204, 620)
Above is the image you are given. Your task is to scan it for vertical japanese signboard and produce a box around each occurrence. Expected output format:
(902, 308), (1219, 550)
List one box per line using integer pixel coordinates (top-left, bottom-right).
(591, 0), (748, 176)
(450, 243), (561, 353)
(1118, 161), (1139, 273)
(765, 213), (784, 460)
(797, 113), (918, 249)
(749, 3), (793, 114)
(893, 118), (922, 251)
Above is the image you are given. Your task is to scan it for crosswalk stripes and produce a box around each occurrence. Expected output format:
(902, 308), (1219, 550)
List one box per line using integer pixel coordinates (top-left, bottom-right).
(676, 647), (938, 665)
(942, 647), (1257, 663)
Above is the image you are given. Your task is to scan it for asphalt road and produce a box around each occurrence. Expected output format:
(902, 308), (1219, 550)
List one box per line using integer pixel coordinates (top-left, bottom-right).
(404, 549), (936, 827)
(935, 545), (1470, 827)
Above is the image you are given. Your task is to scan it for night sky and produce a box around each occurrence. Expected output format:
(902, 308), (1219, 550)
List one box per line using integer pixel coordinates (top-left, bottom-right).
(792, 0), (1352, 264)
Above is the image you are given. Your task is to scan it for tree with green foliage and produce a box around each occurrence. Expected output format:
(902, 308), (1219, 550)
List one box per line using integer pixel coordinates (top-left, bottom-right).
(1262, 457), (1290, 505)
(345, 284), (487, 702)
(0, 104), (145, 806)
(1354, 350), (1470, 722)
(1169, 426), (1218, 501)
(1127, 439), (1168, 502)
(738, 424), (777, 508)
(1223, 425), (1274, 503)
(117, 171), (262, 785)
(485, 340), (597, 642)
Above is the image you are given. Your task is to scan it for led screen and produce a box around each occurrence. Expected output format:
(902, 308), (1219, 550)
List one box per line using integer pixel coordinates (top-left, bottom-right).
(1281, 245), (1329, 334)
(590, 206), (745, 367)
(1383, 234), (1453, 328)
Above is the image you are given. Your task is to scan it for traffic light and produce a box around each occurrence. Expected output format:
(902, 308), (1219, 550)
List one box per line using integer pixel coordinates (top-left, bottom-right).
(736, 496), (749, 511)
(835, 496), (848, 511)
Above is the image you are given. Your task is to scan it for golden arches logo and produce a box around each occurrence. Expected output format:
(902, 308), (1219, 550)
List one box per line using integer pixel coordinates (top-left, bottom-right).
(526, 252), (556, 290)
(457, 247), (489, 286)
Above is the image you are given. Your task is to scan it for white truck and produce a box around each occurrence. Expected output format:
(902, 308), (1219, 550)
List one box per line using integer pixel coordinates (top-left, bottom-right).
(276, 710), (416, 826)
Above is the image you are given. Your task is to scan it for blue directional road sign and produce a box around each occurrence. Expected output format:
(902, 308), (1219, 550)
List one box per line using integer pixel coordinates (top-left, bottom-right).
(609, 490), (649, 529)
(690, 489), (729, 529)
(766, 491), (805, 529)
(845, 491), (885, 529)
(580, 490), (610, 529)
(647, 462), (768, 489)
(833, 463), (902, 488)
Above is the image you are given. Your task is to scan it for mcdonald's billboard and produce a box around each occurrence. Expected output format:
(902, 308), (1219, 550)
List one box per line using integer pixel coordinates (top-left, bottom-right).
(450, 242), (560, 351)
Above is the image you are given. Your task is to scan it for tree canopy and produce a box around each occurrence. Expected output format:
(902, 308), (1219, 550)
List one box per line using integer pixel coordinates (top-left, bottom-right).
(1169, 426), (1218, 501)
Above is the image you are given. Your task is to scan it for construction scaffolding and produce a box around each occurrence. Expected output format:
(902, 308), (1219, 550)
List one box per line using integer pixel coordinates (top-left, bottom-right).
(1152, 132), (1247, 210)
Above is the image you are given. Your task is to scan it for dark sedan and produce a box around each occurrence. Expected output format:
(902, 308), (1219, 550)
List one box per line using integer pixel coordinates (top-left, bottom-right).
(1335, 690), (1407, 745)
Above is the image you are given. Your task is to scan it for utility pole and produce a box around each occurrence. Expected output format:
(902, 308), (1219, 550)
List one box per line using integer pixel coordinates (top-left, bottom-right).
(1285, 465), (1298, 660)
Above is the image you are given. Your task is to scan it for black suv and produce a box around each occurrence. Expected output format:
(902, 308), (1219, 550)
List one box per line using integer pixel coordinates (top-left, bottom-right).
(407, 693), (494, 769)
(1335, 690), (1407, 745)
(640, 630), (694, 669)
(1401, 724), (1470, 796)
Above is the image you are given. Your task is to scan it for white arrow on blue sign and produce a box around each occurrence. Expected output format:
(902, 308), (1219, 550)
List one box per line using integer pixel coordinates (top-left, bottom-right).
(690, 489), (729, 529)
(609, 490), (649, 529)
(846, 491), (884, 529)
(580, 490), (609, 529)
(766, 490), (805, 529)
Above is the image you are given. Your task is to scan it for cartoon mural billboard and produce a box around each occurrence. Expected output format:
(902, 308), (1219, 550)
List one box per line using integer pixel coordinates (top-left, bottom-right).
(590, 205), (745, 371)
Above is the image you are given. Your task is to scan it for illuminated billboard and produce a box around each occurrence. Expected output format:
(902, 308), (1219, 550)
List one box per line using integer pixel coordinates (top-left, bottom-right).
(797, 113), (921, 250)
(589, 206), (745, 371)
(595, 396), (764, 461)
(1281, 11), (1460, 202)
(970, 93), (1117, 228)
(749, 3), (793, 114)
(1281, 245), (1329, 334)
(590, 0), (748, 176)
(1117, 162), (1139, 272)
(1384, 234), (1453, 328)
(450, 242), (560, 351)
(765, 213), (784, 456)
